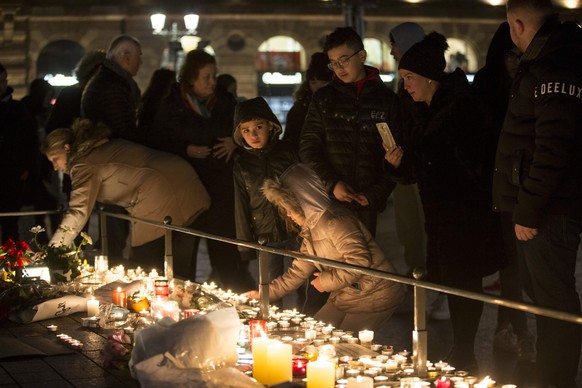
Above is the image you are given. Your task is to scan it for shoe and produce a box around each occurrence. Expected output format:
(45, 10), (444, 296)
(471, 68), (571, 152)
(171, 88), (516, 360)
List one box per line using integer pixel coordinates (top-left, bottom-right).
(517, 332), (536, 361)
(429, 294), (451, 320)
(493, 326), (518, 353)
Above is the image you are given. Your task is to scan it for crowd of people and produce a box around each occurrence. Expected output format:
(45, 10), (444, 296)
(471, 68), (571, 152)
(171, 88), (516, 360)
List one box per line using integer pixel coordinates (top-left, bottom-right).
(1, 0), (581, 385)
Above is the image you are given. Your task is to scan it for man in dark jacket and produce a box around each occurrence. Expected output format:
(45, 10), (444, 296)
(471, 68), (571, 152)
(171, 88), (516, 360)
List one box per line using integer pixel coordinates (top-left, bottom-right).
(300, 27), (399, 236)
(493, 1), (582, 386)
(81, 35), (143, 259)
(82, 35), (143, 144)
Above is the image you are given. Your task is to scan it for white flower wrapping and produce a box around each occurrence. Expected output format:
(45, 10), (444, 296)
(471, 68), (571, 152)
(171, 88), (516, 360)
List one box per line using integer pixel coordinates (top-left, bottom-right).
(130, 307), (260, 387)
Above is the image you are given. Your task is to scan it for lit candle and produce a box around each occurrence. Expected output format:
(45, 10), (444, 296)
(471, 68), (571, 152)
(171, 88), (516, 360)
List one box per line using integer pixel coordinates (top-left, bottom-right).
(94, 255), (108, 273)
(305, 329), (317, 341)
(306, 359), (335, 388)
(249, 319), (268, 349)
(346, 375), (374, 388)
(252, 337), (272, 385)
(46, 324), (58, 332)
(265, 341), (292, 385)
(358, 330), (374, 344)
(154, 279), (169, 297)
(111, 287), (127, 307)
(86, 297), (99, 317)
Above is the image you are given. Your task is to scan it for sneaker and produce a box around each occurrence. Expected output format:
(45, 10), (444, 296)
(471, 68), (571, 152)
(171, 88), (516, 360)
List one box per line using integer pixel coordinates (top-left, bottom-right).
(429, 294), (451, 320)
(493, 326), (518, 353)
(517, 332), (536, 361)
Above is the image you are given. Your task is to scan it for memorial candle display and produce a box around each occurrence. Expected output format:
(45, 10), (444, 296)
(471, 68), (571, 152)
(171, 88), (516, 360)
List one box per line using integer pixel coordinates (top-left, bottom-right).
(111, 287), (127, 307)
(347, 376), (374, 388)
(306, 359), (335, 388)
(86, 296), (100, 317)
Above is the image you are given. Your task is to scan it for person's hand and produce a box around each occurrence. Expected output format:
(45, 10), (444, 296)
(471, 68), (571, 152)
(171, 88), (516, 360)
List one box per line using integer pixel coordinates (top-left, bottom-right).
(242, 290), (260, 300)
(385, 145), (403, 168)
(353, 193), (369, 207)
(311, 272), (325, 292)
(213, 136), (237, 163)
(515, 224), (538, 241)
(187, 144), (212, 159)
(333, 181), (359, 203)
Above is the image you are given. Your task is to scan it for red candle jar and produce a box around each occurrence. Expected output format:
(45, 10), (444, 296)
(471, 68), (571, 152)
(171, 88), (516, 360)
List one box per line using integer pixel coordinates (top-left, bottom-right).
(154, 279), (169, 297)
(183, 309), (201, 319)
(248, 319), (268, 350)
(111, 287), (127, 308)
(292, 357), (307, 377)
(436, 377), (451, 388)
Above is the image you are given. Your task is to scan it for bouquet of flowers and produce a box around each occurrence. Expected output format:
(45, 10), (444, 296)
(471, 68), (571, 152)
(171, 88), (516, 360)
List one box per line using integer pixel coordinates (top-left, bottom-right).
(100, 330), (133, 369)
(0, 239), (34, 282)
(29, 226), (92, 283)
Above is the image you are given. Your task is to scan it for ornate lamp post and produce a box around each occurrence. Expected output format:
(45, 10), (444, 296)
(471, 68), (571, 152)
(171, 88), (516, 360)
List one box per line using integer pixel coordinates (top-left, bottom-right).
(150, 13), (199, 70)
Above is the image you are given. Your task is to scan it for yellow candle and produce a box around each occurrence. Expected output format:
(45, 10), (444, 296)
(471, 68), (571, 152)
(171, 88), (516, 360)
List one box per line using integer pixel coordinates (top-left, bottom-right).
(265, 341), (292, 385)
(252, 337), (271, 385)
(307, 359), (335, 388)
(86, 297), (99, 317)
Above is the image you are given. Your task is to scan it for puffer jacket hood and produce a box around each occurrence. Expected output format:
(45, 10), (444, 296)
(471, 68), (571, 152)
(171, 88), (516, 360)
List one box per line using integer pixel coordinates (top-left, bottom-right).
(233, 97), (282, 148)
(264, 163), (331, 229)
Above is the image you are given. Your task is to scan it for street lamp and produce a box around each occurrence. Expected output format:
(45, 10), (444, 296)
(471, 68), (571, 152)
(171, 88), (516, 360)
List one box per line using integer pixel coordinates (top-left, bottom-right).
(150, 13), (199, 70)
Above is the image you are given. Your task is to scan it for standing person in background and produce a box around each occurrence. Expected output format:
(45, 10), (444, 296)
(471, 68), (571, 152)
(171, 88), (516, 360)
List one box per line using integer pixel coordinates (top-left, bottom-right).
(81, 35), (143, 260)
(20, 79), (58, 243)
(300, 27), (399, 236)
(385, 32), (505, 373)
(216, 74), (245, 103)
(137, 68), (176, 138)
(150, 50), (254, 292)
(284, 52), (332, 148)
(472, 21), (535, 361)
(233, 97), (299, 307)
(0, 64), (37, 243)
(493, 1), (582, 385)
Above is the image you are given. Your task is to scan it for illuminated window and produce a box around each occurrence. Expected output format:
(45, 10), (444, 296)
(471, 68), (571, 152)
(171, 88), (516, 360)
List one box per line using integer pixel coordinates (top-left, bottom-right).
(363, 37), (395, 73)
(446, 37), (478, 73)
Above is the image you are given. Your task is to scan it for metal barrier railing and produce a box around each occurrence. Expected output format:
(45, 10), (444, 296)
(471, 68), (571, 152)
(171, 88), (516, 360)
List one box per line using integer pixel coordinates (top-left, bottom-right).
(4, 208), (582, 377)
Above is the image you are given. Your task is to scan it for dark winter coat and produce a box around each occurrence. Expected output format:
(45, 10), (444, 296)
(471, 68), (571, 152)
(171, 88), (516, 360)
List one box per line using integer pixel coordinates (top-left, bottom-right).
(492, 16), (582, 228)
(82, 59), (143, 143)
(392, 69), (504, 279)
(299, 66), (398, 212)
(284, 83), (312, 148)
(232, 98), (300, 260)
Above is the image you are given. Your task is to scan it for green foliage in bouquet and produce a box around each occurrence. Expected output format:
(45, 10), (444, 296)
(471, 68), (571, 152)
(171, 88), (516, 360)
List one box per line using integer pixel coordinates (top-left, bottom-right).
(29, 226), (92, 283)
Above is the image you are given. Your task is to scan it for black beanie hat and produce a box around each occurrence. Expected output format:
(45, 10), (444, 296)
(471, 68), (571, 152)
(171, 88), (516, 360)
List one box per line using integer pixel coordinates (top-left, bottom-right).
(306, 52), (333, 82)
(398, 32), (449, 81)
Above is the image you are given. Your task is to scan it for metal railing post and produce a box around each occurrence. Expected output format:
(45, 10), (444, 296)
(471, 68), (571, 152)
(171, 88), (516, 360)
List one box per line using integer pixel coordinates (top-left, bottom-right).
(163, 216), (174, 281)
(412, 267), (428, 377)
(98, 205), (108, 257)
(257, 237), (270, 320)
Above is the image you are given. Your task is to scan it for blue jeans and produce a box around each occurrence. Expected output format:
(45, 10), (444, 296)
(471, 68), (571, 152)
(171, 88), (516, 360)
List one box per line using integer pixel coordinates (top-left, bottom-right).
(516, 214), (582, 388)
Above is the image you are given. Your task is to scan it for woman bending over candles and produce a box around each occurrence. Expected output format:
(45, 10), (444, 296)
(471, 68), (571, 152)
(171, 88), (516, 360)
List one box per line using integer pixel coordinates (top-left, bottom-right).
(243, 163), (404, 331)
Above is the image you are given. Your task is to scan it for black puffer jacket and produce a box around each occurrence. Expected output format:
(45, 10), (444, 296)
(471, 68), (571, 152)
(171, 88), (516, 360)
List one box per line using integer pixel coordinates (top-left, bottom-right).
(392, 69), (503, 278)
(493, 16), (582, 227)
(233, 97), (300, 260)
(299, 66), (398, 211)
(81, 59), (142, 143)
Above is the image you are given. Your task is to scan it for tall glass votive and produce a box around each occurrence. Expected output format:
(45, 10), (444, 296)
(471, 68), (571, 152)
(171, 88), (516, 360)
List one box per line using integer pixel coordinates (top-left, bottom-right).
(94, 255), (108, 274)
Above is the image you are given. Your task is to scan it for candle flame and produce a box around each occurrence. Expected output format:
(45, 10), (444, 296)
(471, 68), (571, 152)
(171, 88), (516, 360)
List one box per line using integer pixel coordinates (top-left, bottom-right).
(117, 287), (122, 292)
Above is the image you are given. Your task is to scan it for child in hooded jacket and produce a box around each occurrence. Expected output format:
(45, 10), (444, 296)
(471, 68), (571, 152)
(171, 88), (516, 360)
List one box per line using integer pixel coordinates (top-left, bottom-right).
(233, 97), (313, 308)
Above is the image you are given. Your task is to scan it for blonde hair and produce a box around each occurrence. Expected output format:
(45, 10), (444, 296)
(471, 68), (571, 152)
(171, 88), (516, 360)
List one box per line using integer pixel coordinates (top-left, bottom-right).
(41, 128), (74, 156)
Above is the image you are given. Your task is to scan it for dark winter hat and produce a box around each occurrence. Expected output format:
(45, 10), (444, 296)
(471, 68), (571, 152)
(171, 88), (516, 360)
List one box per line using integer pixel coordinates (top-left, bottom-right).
(306, 52), (333, 82)
(390, 22), (425, 56)
(398, 31), (449, 81)
(233, 97), (282, 146)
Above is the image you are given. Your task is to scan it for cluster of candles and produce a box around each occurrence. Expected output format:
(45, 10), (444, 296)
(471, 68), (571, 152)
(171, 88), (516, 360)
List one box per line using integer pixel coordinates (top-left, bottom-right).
(55, 333), (84, 350)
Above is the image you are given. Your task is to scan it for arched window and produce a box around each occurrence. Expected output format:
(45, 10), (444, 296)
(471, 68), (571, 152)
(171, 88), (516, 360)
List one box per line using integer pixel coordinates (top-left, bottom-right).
(37, 40), (85, 85)
(446, 37), (478, 74)
(363, 37), (396, 87)
(256, 35), (305, 126)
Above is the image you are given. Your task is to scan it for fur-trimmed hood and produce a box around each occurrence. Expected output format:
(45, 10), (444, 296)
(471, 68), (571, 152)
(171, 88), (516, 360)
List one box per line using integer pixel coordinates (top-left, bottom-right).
(262, 163), (330, 229)
(67, 119), (112, 170)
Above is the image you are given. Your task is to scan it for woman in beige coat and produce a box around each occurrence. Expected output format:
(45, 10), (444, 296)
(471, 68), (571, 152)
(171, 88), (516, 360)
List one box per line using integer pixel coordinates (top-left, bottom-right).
(42, 119), (210, 276)
(244, 164), (403, 331)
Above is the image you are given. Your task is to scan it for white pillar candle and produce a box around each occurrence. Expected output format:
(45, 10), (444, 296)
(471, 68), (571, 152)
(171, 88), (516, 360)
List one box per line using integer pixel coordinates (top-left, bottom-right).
(358, 330), (374, 343)
(347, 375), (374, 388)
(265, 341), (292, 385)
(307, 359), (335, 388)
(86, 297), (99, 317)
